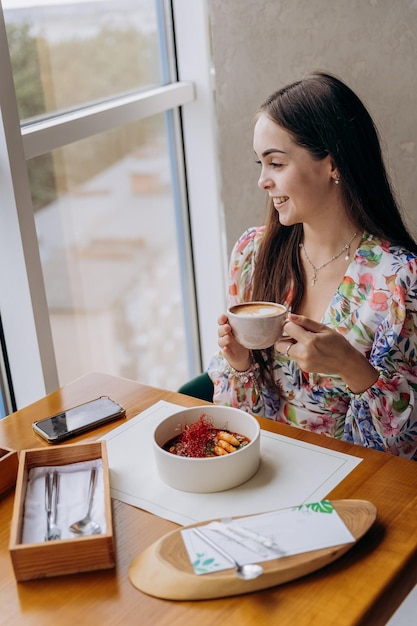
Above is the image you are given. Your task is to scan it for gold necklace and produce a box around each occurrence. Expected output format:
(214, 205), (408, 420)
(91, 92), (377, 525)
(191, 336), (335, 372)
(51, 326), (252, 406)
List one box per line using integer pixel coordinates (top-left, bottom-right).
(299, 232), (358, 287)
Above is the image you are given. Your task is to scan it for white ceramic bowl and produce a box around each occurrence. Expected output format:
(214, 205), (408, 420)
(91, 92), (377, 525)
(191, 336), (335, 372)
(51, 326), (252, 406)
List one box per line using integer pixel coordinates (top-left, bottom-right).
(153, 405), (260, 493)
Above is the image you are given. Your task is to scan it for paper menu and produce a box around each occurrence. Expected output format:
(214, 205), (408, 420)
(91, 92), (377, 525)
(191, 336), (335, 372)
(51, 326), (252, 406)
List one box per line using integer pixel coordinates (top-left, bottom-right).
(181, 500), (355, 575)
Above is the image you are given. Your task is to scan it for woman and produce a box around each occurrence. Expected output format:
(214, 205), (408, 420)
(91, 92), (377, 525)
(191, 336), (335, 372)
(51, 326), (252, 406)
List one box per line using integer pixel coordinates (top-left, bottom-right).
(208, 71), (417, 459)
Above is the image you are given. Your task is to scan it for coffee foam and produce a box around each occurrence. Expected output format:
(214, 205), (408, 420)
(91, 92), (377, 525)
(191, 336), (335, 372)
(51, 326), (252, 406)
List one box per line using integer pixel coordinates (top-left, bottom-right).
(232, 303), (285, 317)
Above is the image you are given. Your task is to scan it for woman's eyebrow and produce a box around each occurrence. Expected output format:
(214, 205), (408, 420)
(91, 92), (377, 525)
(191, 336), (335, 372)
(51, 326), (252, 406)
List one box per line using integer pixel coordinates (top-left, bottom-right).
(262, 148), (286, 157)
(253, 148), (287, 158)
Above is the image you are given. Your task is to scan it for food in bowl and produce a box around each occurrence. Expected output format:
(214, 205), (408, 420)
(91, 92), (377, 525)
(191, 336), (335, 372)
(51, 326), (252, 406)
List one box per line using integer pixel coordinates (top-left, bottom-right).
(153, 405), (261, 493)
(163, 413), (250, 457)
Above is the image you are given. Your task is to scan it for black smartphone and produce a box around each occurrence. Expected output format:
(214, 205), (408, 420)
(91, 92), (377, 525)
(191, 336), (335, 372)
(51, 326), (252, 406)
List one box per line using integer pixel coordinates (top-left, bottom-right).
(32, 396), (126, 443)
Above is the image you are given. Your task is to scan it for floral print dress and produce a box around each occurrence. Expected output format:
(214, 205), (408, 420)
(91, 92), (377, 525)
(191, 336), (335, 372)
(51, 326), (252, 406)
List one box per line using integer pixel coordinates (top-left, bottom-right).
(207, 227), (417, 460)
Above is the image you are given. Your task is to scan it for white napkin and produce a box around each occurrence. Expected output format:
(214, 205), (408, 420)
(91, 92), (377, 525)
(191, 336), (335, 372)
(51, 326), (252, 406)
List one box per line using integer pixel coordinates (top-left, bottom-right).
(21, 459), (107, 544)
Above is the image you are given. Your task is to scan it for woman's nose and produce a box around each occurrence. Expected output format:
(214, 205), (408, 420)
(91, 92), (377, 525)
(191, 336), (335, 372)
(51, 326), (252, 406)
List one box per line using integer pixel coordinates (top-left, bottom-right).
(258, 170), (272, 190)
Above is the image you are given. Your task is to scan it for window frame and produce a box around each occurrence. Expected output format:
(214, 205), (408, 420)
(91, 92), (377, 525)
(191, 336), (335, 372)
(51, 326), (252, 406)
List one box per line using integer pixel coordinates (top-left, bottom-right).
(0, 0), (226, 409)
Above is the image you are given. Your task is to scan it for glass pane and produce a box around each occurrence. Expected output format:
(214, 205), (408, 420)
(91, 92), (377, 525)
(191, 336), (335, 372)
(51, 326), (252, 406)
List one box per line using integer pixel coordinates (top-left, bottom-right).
(4, 0), (163, 121)
(31, 114), (191, 391)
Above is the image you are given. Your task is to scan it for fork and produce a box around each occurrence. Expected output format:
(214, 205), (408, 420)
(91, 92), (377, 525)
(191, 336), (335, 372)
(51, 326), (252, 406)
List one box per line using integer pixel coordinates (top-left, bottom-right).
(45, 470), (61, 541)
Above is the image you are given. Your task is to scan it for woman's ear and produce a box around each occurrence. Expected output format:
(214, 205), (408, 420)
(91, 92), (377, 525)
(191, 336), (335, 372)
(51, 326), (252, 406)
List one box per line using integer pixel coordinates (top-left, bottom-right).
(329, 158), (340, 184)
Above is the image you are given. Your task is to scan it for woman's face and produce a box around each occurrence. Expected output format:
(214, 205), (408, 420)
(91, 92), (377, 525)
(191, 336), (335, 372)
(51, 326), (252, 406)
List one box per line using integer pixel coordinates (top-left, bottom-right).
(253, 113), (336, 228)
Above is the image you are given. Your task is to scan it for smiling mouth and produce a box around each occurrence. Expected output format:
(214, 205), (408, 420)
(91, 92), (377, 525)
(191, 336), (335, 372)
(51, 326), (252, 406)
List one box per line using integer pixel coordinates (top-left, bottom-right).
(272, 196), (289, 207)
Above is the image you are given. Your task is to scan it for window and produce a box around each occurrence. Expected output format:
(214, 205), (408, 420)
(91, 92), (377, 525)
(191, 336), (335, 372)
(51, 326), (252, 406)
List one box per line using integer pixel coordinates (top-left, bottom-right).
(30, 115), (192, 390)
(6, 0), (164, 121)
(0, 0), (226, 411)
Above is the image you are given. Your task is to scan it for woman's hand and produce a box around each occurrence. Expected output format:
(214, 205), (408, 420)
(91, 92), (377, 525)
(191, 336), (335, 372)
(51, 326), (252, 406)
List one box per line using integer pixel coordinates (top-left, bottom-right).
(217, 313), (251, 371)
(277, 313), (379, 393)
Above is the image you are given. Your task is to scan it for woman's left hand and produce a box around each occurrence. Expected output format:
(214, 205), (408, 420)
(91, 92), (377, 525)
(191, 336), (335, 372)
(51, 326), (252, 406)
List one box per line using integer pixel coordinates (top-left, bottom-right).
(277, 313), (379, 393)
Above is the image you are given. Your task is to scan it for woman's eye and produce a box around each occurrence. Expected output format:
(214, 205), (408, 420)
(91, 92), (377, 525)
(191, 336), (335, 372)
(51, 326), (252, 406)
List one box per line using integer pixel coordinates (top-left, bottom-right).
(254, 160), (283, 169)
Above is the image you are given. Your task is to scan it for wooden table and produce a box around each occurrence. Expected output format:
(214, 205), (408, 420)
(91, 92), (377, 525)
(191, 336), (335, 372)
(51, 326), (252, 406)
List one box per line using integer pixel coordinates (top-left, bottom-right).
(1, 372), (416, 626)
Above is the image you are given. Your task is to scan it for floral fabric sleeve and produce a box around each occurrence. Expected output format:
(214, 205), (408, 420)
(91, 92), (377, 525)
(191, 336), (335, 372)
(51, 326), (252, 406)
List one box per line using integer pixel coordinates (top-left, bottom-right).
(207, 227), (278, 415)
(226, 226), (262, 307)
(341, 254), (417, 459)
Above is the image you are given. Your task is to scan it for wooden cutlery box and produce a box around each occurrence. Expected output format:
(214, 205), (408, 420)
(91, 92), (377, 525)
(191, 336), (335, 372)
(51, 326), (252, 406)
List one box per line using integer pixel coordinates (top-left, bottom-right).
(9, 441), (115, 581)
(0, 446), (18, 496)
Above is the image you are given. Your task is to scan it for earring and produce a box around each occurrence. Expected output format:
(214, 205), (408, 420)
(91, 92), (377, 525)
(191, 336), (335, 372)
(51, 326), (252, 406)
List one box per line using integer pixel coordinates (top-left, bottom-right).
(334, 176), (340, 185)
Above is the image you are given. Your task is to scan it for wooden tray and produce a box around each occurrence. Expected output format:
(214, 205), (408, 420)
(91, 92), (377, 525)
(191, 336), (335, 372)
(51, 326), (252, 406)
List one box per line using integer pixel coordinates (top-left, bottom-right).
(128, 499), (376, 600)
(9, 442), (115, 581)
(0, 447), (18, 497)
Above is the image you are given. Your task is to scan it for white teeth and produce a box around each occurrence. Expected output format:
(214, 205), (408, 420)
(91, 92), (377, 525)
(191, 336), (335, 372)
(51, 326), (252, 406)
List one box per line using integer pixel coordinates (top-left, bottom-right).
(273, 196), (288, 204)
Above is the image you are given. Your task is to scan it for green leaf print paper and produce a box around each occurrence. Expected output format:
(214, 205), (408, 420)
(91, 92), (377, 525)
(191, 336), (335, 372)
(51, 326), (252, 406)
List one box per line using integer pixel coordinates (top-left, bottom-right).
(181, 500), (355, 575)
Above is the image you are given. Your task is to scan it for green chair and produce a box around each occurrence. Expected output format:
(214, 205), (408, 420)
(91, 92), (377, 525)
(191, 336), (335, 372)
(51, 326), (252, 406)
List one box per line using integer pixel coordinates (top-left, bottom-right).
(177, 372), (214, 402)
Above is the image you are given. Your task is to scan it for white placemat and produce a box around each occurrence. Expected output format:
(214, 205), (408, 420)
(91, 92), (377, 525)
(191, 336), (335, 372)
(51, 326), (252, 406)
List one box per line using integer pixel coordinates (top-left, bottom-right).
(101, 401), (362, 526)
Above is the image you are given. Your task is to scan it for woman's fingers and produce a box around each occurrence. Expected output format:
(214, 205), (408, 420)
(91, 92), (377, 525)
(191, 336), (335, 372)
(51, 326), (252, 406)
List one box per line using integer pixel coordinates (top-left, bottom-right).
(286, 312), (327, 334)
(217, 314), (232, 342)
(217, 311), (250, 369)
(216, 312), (241, 350)
(217, 313), (228, 325)
(280, 313), (329, 348)
(277, 313), (345, 368)
(275, 338), (297, 357)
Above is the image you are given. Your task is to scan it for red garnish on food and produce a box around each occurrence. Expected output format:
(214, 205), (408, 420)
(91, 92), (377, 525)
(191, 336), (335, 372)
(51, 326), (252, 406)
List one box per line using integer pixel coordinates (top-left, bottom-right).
(174, 413), (217, 457)
(163, 413), (250, 457)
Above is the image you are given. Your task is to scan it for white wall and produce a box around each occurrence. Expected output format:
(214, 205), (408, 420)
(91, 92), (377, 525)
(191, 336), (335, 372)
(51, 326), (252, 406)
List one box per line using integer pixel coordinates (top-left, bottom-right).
(210, 0), (417, 254)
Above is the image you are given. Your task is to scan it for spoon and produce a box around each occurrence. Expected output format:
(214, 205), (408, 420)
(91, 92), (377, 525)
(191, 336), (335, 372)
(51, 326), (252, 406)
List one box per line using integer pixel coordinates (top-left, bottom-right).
(193, 527), (264, 580)
(69, 467), (101, 535)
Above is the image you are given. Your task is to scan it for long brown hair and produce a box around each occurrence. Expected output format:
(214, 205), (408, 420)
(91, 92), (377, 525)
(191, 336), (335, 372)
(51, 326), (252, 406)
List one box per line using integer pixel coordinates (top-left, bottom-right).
(250, 71), (417, 388)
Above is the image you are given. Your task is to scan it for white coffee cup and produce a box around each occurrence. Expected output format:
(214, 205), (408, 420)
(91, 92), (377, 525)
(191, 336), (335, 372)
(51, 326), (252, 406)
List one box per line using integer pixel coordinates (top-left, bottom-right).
(227, 301), (288, 350)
